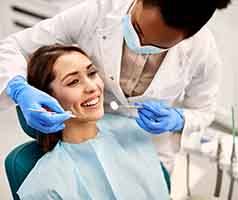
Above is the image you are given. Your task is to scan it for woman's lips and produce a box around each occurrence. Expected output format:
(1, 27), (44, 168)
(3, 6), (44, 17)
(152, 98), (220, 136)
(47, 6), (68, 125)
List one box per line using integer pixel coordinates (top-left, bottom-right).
(81, 96), (100, 108)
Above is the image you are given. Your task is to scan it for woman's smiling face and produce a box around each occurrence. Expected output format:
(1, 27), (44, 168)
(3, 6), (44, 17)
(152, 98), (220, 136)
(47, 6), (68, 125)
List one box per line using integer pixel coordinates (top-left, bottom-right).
(50, 51), (104, 122)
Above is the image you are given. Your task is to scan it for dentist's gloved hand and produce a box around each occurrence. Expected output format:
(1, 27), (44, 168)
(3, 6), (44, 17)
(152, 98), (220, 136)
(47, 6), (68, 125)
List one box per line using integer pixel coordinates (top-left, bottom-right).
(6, 75), (71, 133)
(135, 100), (185, 134)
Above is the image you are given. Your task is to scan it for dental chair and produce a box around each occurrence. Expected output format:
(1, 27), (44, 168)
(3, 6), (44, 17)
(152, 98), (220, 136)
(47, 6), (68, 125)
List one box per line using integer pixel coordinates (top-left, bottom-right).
(5, 107), (44, 200)
(5, 106), (171, 200)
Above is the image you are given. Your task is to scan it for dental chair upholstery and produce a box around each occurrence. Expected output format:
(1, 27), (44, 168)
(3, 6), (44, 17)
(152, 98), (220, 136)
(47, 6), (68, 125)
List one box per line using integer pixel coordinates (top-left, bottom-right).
(5, 106), (171, 200)
(5, 107), (44, 200)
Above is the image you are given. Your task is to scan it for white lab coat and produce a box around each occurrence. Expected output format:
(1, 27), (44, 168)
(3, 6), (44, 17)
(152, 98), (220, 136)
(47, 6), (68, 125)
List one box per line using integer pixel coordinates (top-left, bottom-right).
(0, 0), (221, 171)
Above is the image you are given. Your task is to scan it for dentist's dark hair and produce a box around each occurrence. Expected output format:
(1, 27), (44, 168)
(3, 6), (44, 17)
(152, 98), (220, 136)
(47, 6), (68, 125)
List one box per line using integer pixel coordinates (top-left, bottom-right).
(27, 44), (86, 152)
(142, 0), (232, 37)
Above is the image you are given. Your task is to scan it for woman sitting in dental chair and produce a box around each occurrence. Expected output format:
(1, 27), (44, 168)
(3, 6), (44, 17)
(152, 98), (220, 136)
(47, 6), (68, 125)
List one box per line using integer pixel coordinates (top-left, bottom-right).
(17, 44), (170, 200)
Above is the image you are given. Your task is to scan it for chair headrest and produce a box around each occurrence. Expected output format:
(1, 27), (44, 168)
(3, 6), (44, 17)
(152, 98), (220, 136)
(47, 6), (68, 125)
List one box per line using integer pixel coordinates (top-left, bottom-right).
(16, 106), (43, 138)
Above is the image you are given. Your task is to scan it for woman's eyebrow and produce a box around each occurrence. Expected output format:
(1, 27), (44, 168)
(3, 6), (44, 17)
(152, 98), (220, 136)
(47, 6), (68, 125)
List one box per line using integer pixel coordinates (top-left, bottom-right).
(61, 63), (93, 82)
(61, 71), (79, 82)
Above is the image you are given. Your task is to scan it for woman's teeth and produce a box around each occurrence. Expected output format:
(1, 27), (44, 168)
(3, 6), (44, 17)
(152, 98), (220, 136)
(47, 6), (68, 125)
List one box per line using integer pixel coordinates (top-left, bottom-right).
(82, 97), (99, 107)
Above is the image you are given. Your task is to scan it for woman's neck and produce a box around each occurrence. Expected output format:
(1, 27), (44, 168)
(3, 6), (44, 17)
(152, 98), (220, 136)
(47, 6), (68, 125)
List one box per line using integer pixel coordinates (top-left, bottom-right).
(62, 119), (98, 144)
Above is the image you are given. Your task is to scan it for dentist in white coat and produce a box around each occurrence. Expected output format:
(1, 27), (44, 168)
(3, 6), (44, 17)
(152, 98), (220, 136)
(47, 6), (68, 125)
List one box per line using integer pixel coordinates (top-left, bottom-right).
(0, 0), (231, 172)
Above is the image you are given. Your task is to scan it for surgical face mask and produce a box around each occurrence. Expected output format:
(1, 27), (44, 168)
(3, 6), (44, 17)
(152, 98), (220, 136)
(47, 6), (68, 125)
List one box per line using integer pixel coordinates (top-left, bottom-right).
(122, 15), (168, 55)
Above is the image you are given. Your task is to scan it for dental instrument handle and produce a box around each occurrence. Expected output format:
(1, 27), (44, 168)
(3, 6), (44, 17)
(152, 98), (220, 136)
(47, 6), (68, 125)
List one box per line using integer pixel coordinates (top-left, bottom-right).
(28, 108), (76, 118)
(110, 101), (143, 111)
(120, 104), (143, 109)
(214, 140), (223, 197)
(186, 153), (191, 197)
(227, 106), (237, 200)
(228, 142), (236, 200)
(228, 147), (236, 200)
(228, 178), (235, 200)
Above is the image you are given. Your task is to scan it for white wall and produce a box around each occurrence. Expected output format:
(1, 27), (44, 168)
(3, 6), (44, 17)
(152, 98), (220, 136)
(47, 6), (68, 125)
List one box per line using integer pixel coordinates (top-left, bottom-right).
(208, 0), (238, 107)
(0, 0), (13, 39)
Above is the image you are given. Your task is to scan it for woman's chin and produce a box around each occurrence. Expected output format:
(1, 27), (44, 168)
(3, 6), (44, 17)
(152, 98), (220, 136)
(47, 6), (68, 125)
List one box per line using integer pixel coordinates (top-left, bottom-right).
(86, 110), (104, 121)
(73, 109), (104, 122)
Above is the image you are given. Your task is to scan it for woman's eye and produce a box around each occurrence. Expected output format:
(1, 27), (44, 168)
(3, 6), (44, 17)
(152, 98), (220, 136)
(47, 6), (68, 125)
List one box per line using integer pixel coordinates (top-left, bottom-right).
(67, 79), (79, 86)
(88, 70), (98, 77)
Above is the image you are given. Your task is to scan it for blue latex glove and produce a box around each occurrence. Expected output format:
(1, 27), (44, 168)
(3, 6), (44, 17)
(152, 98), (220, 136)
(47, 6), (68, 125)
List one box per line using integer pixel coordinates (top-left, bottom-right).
(6, 75), (71, 133)
(135, 100), (185, 134)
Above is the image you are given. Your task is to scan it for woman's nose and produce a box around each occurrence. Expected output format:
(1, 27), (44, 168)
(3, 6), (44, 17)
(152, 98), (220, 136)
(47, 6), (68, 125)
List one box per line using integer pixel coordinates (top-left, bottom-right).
(84, 79), (98, 93)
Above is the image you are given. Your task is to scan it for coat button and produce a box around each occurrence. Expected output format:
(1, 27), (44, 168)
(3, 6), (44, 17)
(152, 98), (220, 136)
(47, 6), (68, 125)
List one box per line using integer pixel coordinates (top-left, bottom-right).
(109, 76), (114, 80)
(102, 35), (107, 40)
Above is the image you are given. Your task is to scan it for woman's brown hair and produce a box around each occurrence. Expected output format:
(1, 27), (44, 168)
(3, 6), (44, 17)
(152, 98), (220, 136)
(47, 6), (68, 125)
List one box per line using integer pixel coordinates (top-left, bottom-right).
(27, 44), (86, 152)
